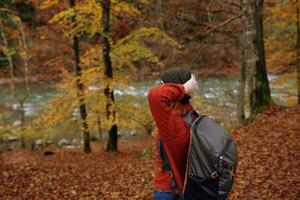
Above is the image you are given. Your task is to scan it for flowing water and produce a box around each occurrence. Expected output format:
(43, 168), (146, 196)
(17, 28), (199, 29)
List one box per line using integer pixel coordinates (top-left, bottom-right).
(0, 75), (297, 131)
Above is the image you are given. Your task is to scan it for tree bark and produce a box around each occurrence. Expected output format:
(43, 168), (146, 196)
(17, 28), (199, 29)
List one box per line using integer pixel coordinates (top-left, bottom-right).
(19, 23), (30, 94)
(0, 19), (16, 102)
(241, 0), (272, 115)
(18, 22), (31, 146)
(101, 0), (118, 152)
(1, 19), (31, 147)
(96, 112), (103, 140)
(237, 31), (246, 123)
(69, 0), (91, 153)
(297, 0), (300, 104)
(156, 0), (164, 29)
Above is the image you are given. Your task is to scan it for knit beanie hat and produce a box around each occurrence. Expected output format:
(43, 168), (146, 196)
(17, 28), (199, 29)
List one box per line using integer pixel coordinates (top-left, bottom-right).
(160, 67), (192, 104)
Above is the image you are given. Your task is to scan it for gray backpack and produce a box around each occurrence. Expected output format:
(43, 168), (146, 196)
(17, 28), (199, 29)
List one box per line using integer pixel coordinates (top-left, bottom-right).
(158, 110), (238, 200)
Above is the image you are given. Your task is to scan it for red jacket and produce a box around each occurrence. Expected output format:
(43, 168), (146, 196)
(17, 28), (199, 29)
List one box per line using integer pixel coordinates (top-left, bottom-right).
(148, 83), (193, 191)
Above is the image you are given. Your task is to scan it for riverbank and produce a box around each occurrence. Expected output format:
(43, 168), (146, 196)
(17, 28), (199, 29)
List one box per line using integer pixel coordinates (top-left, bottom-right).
(0, 66), (239, 86)
(0, 75), (54, 85)
(0, 72), (297, 132)
(0, 106), (299, 199)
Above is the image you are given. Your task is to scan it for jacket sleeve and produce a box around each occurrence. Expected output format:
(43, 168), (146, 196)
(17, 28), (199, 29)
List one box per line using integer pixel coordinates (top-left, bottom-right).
(147, 84), (185, 140)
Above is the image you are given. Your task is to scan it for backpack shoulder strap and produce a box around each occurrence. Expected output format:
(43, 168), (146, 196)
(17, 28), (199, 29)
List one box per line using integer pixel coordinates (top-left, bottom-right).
(182, 109), (193, 125)
(158, 139), (172, 172)
(157, 139), (183, 198)
(182, 109), (200, 126)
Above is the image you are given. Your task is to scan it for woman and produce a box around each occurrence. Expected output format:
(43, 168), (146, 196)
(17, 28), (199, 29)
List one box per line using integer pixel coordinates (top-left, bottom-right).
(148, 68), (198, 200)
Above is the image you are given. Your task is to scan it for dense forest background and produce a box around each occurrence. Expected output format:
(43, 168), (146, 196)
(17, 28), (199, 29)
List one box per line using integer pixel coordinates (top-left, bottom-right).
(0, 1), (299, 199)
(0, 0), (298, 78)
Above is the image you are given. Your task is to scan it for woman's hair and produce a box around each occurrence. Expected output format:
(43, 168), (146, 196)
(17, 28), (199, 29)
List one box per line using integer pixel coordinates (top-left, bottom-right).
(160, 67), (192, 105)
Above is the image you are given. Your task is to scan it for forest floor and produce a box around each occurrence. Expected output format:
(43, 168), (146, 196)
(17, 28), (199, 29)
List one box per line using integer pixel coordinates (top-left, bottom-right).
(0, 106), (299, 200)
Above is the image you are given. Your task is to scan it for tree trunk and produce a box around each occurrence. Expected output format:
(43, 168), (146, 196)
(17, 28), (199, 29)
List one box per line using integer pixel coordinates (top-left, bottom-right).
(1, 19), (31, 147)
(97, 112), (103, 140)
(156, 0), (164, 29)
(18, 22), (31, 147)
(19, 23), (30, 94)
(69, 0), (91, 153)
(101, 0), (118, 152)
(241, 0), (272, 115)
(237, 1), (246, 123)
(19, 99), (26, 148)
(0, 20), (16, 102)
(297, 0), (300, 104)
(237, 39), (246, 123)
(0, 19), (26, 147)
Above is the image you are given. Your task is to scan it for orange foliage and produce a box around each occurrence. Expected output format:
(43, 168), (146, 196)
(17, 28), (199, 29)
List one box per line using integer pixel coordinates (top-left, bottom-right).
(265, 0), (298, 73)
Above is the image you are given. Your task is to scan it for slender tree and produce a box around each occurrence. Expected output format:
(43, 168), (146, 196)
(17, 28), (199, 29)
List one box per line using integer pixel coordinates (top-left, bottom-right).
(101, 0), (118, 152)
(0, 17), (16, 102)
(96, 112), (103, 140)
(237, 1), (246, 123)
(241, 0), (272, 115)
(237, 29), (246, 123)
(297, 0), (300, 104)
(0, 10), (28, 147)
(69, 0), (91, 153)
(18, 22), (31, 147)
(41, 0), (179, 146)
(18, 22), (30, 95)
(156, 0), (164, 29)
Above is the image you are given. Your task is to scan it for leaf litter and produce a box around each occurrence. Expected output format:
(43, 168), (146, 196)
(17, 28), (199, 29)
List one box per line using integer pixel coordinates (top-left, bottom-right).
(0, 106), (299, 200)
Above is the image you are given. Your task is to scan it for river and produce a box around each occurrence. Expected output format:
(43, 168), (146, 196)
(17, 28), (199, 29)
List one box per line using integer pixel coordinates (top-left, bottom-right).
(0, 75), (297, 130)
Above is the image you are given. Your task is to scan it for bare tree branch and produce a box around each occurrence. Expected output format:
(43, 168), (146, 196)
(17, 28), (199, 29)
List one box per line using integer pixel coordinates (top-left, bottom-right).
(223, 0), (242, 9)
(188, 14), (242, 42)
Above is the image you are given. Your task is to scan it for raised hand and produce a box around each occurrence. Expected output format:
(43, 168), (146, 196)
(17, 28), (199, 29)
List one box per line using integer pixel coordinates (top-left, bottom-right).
(183, 74), (198, 96)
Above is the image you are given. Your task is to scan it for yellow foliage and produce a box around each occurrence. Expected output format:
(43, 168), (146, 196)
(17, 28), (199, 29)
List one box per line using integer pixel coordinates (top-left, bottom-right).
(0, 46), (16, 57)
(48, 0), (146, 38)
(115, 27), (182, 49)
(111, 0), (140, 16)
(116, 95), (153, 134)
(0, 125), (13, 141)
(40, 0), (60, 9)
(36, 81), (154, 136)
(273, 72), (297, 88)
(38, 0), (181, 138)
(11, 14), (21, 22)
(49, 1), (102, 37)
(80, 27), (181, 72)
(111, 27), (182, 70)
